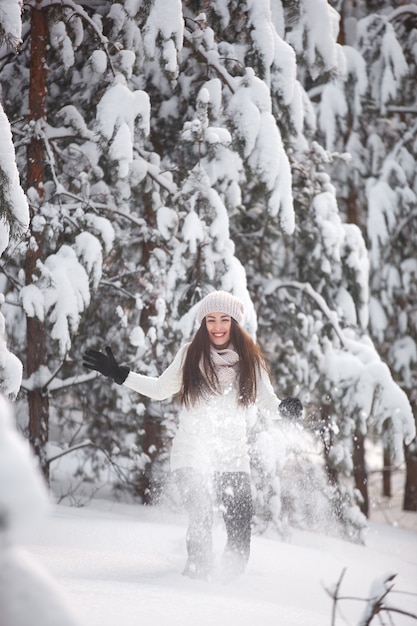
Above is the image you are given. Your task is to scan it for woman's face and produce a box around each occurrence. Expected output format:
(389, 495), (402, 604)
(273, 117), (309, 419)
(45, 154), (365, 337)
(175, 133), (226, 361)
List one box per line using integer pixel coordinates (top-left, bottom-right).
(205, 312), (232, 349)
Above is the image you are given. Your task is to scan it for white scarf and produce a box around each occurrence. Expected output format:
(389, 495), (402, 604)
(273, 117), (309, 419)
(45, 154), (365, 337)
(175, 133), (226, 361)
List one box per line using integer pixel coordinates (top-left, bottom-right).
(207, 345), (240, 390)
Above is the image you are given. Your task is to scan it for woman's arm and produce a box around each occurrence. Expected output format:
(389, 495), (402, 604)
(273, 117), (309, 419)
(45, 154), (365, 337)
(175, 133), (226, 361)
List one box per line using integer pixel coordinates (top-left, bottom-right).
(256, 367), (304, 420)
(123, 344), (188, 401)
(255, 366), (281, 416)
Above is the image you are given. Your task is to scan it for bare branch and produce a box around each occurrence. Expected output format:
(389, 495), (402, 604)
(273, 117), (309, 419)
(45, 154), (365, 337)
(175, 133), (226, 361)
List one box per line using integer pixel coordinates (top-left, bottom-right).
(99, 279), (137, 301)
(46, 439), (95, 464)
(48, 371), (98, 392)
(323, 567), (347, 626)
(47, 438), (144, 491)
(324, 569), (417, 626)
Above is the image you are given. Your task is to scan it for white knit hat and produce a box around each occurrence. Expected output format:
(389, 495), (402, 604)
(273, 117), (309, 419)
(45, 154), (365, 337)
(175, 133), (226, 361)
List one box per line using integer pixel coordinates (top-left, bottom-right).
(197, 290), (244, 325)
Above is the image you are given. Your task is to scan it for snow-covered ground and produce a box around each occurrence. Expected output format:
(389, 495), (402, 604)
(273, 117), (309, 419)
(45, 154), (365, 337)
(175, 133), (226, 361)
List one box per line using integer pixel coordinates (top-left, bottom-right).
(20, 498), (417, 626)
(1, 395), (416, 626)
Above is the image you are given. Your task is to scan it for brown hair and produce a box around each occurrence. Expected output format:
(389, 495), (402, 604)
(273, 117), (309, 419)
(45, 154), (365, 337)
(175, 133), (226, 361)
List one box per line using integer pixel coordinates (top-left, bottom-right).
(180, 319), (270, 408)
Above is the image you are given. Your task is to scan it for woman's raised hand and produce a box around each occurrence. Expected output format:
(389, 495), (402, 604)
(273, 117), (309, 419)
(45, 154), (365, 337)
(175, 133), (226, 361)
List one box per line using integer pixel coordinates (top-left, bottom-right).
(82, 346), (130, 385)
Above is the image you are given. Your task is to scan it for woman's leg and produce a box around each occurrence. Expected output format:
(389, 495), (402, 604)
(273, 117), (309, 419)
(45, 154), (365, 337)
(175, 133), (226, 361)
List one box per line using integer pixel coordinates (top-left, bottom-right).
(216, 472), (253, 575)
(174, 468), (214, 578)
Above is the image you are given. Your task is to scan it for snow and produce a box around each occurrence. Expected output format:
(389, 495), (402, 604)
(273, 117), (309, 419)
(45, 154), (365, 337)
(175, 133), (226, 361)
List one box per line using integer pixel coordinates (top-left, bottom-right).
(95, 78), (151, 175)
(326, 331), (415, 458)
(8, 489), (417, 626)
(0, 102), (29, 254)
(367, 175), (399, 266)
(56, 106), (95, 140)
(84, 214), (115, 253)
(0, 9), (416, 625)
(228, 69), (295, 233)
(20, 245), (92, 355)
(0, 397), (49, 544)
(74, 232), (103, 290)
(1, 395), (416, 626)
(319, 83), (348, 151)
(368, 296), (388, 342)
(0, 309), (23, 399)
(389, 336), (417, 389)
(89, 49), (107, 74)
(312, 191), (345, 269)
(182, 211), (205, 254)
(247, 0), (276, 82)
(49, 21), (75, 70)
(0, 0), (22, 47)
(343, 46), (368, 115)
(286, 0), (341, 80)
(143, 0), (183, 77)
(157, 206), (179, 240)
(380, 24), (408, 112)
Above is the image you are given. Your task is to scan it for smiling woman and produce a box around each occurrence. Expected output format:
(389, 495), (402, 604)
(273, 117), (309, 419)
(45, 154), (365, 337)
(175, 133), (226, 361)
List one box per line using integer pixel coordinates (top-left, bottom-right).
(83, 290), (303, 581)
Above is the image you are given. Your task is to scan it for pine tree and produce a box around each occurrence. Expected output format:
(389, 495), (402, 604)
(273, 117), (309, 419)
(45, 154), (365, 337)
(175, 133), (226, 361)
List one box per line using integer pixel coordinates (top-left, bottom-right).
(1, 0), (415, 537)
(0, 1), (255, 502)
(179, 1), (414, 530)
(315, 0), (417, 511)
(1, 1), (167, 489)
(0, 2), (29, 400)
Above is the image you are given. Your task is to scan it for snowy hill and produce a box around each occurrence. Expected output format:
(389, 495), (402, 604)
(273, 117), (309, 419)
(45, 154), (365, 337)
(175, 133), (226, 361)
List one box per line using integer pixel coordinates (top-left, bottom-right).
(20, 500), (417, 626)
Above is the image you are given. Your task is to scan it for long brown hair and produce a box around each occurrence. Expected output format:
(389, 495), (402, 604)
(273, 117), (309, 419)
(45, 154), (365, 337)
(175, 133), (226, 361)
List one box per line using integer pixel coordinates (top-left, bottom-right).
(180, 319), (270, 408)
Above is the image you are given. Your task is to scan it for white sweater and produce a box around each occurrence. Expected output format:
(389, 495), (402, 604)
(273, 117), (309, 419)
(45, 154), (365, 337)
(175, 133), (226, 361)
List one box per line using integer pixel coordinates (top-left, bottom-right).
(124, 344), (280, 474)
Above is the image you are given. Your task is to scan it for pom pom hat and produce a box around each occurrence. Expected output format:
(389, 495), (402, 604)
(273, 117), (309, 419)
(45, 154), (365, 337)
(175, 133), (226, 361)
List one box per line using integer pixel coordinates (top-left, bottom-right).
(197, 290), (244, 325)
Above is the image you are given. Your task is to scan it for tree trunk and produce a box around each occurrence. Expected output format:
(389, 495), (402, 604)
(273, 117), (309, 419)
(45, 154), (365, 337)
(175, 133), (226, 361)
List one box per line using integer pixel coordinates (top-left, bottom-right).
(353, 429), (369, 517)
(403, 440), (417, 511)
(140, 410), (164, 505)
(137, 198), (165, 502)
(26, 1), (50, 481)
(382, 444), (392, 498)
(320, 403), (339, 485)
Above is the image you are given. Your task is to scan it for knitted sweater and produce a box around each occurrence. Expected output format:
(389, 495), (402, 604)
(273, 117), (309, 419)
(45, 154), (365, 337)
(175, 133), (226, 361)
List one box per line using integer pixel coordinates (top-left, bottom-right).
(123, 344), (280, 474)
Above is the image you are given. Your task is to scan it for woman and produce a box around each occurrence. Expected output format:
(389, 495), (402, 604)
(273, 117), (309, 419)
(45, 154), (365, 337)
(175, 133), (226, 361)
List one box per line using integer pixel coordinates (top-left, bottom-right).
(83, 290), (301, 580)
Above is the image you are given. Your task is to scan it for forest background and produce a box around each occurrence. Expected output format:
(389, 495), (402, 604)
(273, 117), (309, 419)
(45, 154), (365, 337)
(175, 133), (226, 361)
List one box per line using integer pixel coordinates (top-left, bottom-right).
(0, 0), (416, 543)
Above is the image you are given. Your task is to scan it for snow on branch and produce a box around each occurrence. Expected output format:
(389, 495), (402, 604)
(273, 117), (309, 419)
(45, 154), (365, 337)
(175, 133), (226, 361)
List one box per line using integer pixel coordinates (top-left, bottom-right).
(183, 29), (237, 94)
(139, 151), (178, 194)
(143, 0), (183, 80)
(325, 568), (417, 626)
(0, 302), (23, 399)
(0, 103), (29, 253)
(48, 370), (97, 392)
(389, 4), (417, 22)
(386, 106), (417, 114)
(0, 0), (23, 49)
(265, 280), (415, 455)
(268, 280), (347, 346)
(20, 245), (92, 356)
(36, 0), (117, 75)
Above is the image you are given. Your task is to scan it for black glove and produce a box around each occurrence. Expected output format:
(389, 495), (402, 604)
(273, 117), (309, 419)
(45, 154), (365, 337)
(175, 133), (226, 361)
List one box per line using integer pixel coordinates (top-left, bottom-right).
(83, 346), (130, 385)
(279, 396), (303, 419)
